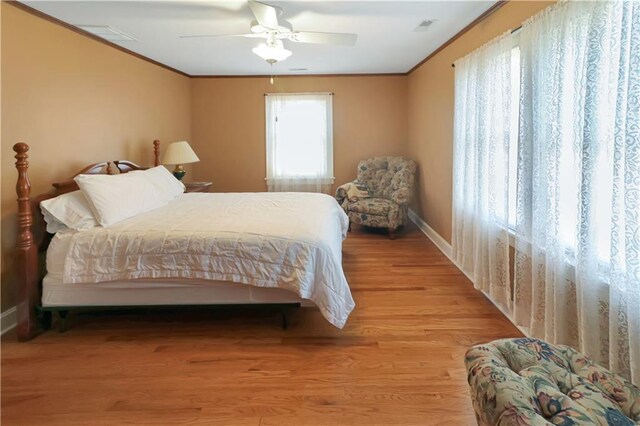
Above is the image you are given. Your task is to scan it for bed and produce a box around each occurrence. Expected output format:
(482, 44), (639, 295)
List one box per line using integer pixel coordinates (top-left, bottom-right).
(12, 141), (354, 341)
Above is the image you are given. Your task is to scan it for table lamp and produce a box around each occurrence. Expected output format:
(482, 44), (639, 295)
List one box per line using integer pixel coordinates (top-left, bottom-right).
(162, 141), (200, 181)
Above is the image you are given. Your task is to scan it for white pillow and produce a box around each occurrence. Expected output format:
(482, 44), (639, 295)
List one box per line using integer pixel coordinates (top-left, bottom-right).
(138, 166), (185, 199)
(41, 211), (67, 234)
(40, 191), (99, 233)
(75, 172), (171, 227)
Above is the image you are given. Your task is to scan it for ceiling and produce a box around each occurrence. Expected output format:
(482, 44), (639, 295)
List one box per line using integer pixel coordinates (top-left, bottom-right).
(23, 1), (495, 76)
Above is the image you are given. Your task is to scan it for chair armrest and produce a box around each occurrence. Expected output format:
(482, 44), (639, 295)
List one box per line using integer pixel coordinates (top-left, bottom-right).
(390, 187), (412, 205)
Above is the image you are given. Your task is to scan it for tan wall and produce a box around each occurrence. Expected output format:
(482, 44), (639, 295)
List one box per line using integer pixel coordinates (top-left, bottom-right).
(407, 1), (552, 243)
(190, 76), (408, 193)
(0, 0), (552, 312)
(0, 3), (192, 311)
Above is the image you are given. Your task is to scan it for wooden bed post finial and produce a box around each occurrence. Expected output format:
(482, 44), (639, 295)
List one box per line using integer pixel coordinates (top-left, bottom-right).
(153, 140), (160, 167)
(14, 143), (33, 249)
(13, 143), (40, 341)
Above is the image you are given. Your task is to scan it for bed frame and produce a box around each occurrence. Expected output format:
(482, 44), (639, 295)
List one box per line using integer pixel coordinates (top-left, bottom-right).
(12, 140), (298, 341)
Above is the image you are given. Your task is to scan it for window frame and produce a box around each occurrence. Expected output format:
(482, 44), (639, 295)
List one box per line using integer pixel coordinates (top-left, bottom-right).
(504, 33), (612, 276)
(264, 92), (334, 184)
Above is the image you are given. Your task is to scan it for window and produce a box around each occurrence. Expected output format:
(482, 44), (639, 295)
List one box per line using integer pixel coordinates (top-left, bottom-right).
(506, 38), (613, 264)
(508, 45), (520, 230)
(265, 93), (333, 193)
(453, 1), (640, 383)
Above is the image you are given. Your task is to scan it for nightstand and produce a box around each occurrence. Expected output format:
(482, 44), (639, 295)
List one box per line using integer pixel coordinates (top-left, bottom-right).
(184, 182), (212, 193)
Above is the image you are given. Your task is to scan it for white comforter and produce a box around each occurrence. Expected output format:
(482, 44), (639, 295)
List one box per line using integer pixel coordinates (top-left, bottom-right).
(60, 192), (354, 328)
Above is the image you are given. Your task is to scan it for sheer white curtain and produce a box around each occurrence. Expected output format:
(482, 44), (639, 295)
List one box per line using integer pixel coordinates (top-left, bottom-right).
(452, 32), (515, 314)
(514, 0), (640, 383)
(265, 93), (333, 193)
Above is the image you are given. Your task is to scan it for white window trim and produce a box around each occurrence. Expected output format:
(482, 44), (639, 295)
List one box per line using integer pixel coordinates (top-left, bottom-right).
(264, 92), (334, 184)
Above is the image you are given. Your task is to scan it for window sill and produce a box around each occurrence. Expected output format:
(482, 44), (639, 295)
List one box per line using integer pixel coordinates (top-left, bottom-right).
(508, 227), (516, 247)
(265, 177), (335, 183)
(506, 227), (611, 288)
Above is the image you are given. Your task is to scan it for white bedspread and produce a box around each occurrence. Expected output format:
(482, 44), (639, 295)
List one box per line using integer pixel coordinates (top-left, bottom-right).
(60, 192), (354, 328)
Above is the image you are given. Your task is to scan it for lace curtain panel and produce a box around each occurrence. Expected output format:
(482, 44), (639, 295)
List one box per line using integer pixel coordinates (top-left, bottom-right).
(265, 93), (334, 193)
(452, 31), (515, 315)
(515, 0), (639, 384)
(452, 0), (639, 383)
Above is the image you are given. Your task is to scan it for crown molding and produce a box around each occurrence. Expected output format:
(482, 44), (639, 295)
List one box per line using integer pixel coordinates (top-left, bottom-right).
(6, 0), (190, 78)
(8, 0), (508, 79)
(191, 73), (406, 79)
(406, 0), (508, 75)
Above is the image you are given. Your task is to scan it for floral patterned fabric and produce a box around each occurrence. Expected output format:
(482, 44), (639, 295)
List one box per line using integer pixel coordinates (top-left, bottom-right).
(348, 198), (392, 215)
(335, 157), (416, 231)
(465, 338), (640, 426)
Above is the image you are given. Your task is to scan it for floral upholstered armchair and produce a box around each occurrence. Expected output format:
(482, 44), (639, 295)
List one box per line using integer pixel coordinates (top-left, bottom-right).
(465, 338), (640, 425)
(335, 157), (416, 239)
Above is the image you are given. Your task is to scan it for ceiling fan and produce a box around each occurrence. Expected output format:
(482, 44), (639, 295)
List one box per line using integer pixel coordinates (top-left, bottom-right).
(180, 0), (358, 65)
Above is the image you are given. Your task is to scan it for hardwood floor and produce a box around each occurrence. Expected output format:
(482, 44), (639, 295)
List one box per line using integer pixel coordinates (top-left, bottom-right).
(1, 223), (522, 425)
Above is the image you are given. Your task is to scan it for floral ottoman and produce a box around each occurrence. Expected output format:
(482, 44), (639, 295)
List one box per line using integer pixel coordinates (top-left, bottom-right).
(465, 338), (640, 425)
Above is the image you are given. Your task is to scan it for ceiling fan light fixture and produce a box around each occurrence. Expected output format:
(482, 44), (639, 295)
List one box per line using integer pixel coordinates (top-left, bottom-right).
(252, 42), (292, 63)
(250, 20), (266, 34)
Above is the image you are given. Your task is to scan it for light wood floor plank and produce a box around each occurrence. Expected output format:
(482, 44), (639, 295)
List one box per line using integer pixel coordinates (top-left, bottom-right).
(1, 223), (521, 425)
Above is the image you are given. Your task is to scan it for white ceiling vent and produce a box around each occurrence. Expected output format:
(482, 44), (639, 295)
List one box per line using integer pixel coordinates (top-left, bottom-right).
(413, 20), (436, 32)
(77, 25), (136, 42)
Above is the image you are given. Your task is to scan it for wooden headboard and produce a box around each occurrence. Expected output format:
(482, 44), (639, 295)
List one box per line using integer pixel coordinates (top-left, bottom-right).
(12, 139), (160, 341)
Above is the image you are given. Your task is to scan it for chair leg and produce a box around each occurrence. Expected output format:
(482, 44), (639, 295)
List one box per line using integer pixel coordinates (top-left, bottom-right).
(388, 228), (397, 240)
(348, 221), (352, 232)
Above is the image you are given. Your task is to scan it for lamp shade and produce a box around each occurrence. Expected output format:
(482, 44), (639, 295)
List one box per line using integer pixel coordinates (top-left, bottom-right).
(252, 40), (292, 63)
(162, 141), (200, 165)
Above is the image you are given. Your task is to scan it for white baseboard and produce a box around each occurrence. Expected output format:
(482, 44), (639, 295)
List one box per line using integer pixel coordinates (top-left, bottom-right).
(407, 208), (465, 277)
(1, 306), (17, 335)
(408, 209), (453, 260)
(408, 209), (530, 338)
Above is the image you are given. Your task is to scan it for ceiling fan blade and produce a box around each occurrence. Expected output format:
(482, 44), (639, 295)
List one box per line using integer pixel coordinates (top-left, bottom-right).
(248, 0), (280, 30)
(289, 31), (357, 46)
(179, 33), (264, 39)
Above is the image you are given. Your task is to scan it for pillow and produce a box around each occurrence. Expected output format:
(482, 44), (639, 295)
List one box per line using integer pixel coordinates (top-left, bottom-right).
(41, 211), (67, 234)
(138, 166), (185, 199)
(75, 172), (171, 227)
(40, 190), (99, 233)
(344, 181), (371, 201)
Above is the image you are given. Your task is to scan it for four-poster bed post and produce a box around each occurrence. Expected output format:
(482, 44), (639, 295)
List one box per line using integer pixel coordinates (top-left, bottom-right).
(13, 143), (39, 341)
(12, 140), (162, 341)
